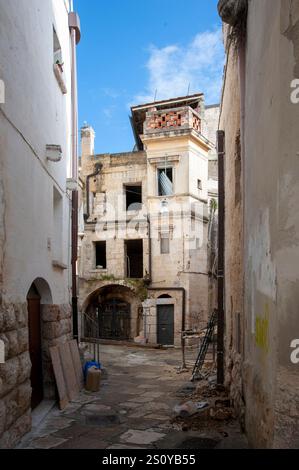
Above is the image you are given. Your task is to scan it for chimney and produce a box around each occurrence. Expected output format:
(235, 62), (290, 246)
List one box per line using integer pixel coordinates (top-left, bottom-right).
(80, 124), (95, 175)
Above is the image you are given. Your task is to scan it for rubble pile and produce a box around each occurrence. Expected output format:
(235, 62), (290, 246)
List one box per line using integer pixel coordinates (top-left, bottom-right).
(172, 368), (236, 434)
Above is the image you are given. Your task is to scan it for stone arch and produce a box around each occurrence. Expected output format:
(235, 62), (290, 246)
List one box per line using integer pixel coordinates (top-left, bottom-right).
(30, 278), (53, 304)
(82, 283), (142, 341)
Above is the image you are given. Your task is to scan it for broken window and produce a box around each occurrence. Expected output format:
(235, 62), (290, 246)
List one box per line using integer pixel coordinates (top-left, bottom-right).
(125, 239), (143, 278)
(160, 233), (170, 254)
(95, 241), (107, 269)
(125, 185), (142, 211)
(158, 168), (173, 196)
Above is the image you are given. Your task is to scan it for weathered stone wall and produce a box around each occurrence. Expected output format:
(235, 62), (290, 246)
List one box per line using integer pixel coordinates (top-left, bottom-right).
(41, 304), (72, 398)
(219, 0), (299, 449)
(0, 303), (31, 448)
(218, 27), (244, 419)
(0, 302), (71, 448)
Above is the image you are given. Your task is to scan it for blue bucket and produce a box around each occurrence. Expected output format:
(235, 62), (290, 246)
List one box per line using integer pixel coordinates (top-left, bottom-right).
(84, 361), (101, 380)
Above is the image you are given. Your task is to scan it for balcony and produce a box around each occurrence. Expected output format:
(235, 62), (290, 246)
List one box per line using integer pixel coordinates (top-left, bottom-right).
(144, 106), (201, 136)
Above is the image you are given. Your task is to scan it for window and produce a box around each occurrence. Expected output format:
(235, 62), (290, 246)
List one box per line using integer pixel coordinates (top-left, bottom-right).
(158, 168), (173, 196)
(125, 240), (143, 278)
(197, 179), (202, 190)
(125, 185), (142, 211)
(95, 241), (107, 269)
(53, 28), (62, 66)
(53, 187), (63, 261)
(160, 233), (170, 254)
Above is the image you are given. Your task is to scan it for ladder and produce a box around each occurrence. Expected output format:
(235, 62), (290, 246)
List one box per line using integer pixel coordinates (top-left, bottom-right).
(191, 310), (217, 381)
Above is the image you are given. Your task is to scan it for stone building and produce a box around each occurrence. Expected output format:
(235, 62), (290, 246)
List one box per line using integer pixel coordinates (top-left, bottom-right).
(79, 95), (219, 348)
(218, 0), (299, 448)
(0, 0), (80, 447)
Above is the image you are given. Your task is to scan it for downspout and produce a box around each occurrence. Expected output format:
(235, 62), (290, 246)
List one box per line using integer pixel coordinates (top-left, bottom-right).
(69, 9), (81, 341)
(84, 163), (102, 223)
(147, 215), (152, 281)
(147, 287), (186, 369)
(217, 130), (225, 385)
(238, 25), (246, 364)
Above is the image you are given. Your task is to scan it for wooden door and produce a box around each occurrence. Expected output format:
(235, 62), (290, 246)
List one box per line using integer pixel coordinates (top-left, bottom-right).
(157, 305), (174, 346)
(28, 292), (43, 409)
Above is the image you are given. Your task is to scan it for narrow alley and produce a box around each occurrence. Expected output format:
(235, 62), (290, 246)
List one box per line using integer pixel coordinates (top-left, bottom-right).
(1, 0), (299, 455)
(19, 345), (247, 450)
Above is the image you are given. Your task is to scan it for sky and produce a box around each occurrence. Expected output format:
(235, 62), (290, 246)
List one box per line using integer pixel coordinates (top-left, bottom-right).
(76, 0), (224, 154)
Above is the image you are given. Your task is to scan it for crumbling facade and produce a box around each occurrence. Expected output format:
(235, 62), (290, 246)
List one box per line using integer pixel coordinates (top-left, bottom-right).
(218, 0), (299, 449)
(79, 95), (219, 348)
(0, 0), (79, 447)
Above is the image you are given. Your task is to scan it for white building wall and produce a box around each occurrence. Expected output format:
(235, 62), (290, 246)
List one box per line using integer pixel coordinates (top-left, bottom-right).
(0, 0), (72, 304)
(0, 0), (74, 447)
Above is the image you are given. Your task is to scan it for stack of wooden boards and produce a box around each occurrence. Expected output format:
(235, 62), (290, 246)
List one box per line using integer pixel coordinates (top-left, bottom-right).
(50, 339), (84, 410)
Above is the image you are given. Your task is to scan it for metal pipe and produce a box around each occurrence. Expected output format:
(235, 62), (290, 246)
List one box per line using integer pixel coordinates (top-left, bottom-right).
(71, 29), (78, 181)
(72, 190), (78, 340)
(147, 287), (186, 369)
(147, 215), (152, 281)
(239, 38), (246, 361)
(216, 130), (225, 385)
(69, 12), (81, 341)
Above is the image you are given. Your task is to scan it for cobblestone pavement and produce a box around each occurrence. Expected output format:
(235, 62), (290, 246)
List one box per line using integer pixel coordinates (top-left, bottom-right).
(18, 345), (247, 449)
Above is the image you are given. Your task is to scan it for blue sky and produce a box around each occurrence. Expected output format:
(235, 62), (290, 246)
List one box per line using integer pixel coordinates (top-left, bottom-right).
(76, 0), (224, 154)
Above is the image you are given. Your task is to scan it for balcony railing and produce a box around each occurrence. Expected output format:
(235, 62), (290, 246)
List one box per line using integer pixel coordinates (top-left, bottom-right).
(144, 106), (201, 135)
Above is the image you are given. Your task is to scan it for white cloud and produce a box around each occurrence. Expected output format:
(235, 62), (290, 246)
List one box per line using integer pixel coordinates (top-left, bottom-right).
(134, 28), (224, 105)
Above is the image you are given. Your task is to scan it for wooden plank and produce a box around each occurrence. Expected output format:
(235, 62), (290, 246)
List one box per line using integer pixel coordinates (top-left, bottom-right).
(69, 339), (84, 389)
(50, 346), (69, 410)
(59, 342), (79, 401)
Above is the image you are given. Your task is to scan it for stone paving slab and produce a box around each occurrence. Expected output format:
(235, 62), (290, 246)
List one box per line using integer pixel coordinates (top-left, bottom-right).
(120, 429), (166, 446)
(31, 436), (68, 449)
(20, 345), (245, 449)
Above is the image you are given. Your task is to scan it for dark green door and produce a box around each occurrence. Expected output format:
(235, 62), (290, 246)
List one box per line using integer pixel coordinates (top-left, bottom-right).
(157, 305), (174, 345)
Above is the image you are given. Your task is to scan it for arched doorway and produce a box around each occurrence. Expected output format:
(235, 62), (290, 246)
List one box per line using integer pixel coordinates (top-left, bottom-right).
(83, 284), (140, 341)
(27, 283), (43, 409)
(27, 278), (53, 409)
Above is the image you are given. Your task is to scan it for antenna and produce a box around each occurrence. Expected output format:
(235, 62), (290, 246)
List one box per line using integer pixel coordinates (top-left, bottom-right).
(154, 89), (158, 102)
(187, 83), (190, 96)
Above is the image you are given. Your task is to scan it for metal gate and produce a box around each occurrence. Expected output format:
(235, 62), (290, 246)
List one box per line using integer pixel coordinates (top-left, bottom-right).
(98, 298), (131, 340)
(157, 305), (174, 346)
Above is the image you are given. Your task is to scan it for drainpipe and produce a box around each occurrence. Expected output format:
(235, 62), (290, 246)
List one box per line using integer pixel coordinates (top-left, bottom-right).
(217, 130), (225, 385)
(147, 215), (152, 282)
(84, 163), (103, 224)
(147, 287), (186, 369)
(69, 9), (81, 341)
(239, 32), (246, 364)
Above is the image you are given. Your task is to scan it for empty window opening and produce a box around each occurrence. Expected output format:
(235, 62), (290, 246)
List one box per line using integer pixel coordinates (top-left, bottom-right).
(197, 179), (202, 190)
(158, 294), (172, 299)
(158, 168), (173, 196)
(95, 241), (107, 269)
(125, 240), (143, 279)
(160, 233), (170, 254)
(125, 185), (142, 211)
(53, 28), (62, 66)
